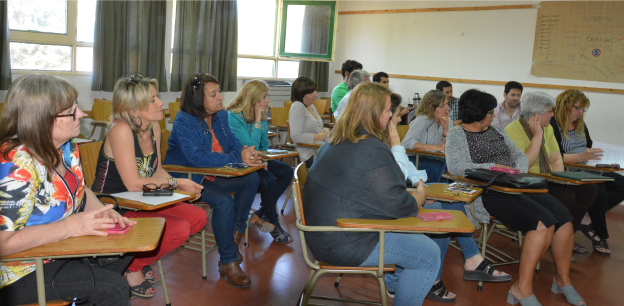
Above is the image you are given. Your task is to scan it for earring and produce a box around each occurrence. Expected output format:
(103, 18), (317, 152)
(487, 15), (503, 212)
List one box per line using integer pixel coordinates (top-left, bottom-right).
(131, 116), (143, 129)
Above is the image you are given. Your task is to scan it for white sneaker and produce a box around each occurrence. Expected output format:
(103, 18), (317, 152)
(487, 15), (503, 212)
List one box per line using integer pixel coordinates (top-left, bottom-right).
(387, 290), (395, 299)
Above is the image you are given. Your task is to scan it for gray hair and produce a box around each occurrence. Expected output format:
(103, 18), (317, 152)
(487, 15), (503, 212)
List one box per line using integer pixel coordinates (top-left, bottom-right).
(520, 92), (556, 119)
(347, 70), (371, 90)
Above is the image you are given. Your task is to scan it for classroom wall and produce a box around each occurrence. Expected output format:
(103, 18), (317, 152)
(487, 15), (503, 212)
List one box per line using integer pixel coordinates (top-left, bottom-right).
(329, 1), (624, 146)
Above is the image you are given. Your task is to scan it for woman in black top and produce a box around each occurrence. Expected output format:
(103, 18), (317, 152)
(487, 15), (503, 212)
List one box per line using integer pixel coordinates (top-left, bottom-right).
(303, 82), (439, 305)
(550, 89), (624, 256)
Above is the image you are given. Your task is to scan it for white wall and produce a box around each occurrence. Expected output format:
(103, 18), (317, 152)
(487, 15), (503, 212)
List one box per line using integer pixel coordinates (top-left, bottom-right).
(330, 1), (624, 145)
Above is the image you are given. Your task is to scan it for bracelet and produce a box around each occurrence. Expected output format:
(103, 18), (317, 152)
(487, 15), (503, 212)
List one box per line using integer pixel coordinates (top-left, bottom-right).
(253, 122), (262, 130)
(167, 177), (178, 189)
(442, 134), (447, 137)
(577, 153), (580, 163)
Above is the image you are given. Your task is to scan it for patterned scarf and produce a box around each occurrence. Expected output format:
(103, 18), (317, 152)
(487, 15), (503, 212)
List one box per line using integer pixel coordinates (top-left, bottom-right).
(519, 117), (551, 173)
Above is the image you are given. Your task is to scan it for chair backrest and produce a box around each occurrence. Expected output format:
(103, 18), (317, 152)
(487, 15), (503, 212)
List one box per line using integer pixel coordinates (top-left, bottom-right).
(284, 101), (292, 109)
(270, 107), (289, 127)
(397, 125), (409, 141)
(176, 97), (181, 103)
(78, 141), (103, 187)
(293, 162), (307, 226)
(158, 110), (167, 131)
(169, 102), (181, 122)
(161, 129), (171, 163)
(92, 99), (112, 122)
(314, 99), (327, 116)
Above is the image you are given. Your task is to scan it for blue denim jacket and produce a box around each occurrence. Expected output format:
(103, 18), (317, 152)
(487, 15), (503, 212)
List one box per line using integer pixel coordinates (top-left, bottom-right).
(164, 109), (244, 183)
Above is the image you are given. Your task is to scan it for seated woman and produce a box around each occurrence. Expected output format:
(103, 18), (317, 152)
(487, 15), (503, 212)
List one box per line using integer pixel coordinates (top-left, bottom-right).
(304, 82), (440, 305)
(92, 75), (207, 297)
(0, 74), (135, 305)
(505, 92), (598, 255)
(446, 89), (583, 306)
(163, 73), (263, 288)
(550, 89), (624, 256)
(388, 93), (511, 303)
(401, 90), (451, 182)
(226, 80), (294, 244)
(288, 77), (330, 167)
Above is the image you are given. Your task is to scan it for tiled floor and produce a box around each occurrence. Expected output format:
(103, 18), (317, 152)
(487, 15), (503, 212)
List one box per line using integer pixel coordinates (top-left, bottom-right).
(131, 193), (624, 306)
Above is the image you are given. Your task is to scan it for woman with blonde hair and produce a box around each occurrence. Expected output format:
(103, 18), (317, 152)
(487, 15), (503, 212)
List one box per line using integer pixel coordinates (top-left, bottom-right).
(0, 74), (135, 305)
(550, 89), (624, 256)
(92, 75), (207, 298)
(226, 80), (294, 244)
(304, 82), (439, 305)
(401, 89), (451, 182)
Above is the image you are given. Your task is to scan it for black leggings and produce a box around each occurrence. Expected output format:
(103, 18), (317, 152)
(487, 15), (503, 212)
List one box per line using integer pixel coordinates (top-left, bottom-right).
(0, 255), (133, 306)
(481, 192), (573, 233)
(546, 182), (598, 231)
(589, 172), (624, 239)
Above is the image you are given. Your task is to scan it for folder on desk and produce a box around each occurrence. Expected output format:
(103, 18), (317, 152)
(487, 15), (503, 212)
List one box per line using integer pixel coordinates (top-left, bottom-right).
(550, 171), (614, 182)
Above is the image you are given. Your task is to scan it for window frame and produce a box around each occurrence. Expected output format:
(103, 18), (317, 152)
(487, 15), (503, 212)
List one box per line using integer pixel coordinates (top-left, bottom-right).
(278, 0), (336, 61)
(9, 0), (93, 75)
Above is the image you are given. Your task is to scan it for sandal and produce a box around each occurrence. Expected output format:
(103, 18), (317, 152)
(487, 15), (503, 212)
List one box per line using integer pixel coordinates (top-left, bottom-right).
(426, 280), (456, 303)
(464, 259), (512, 282)
(270, 223), (293, 245)
(551, 281), (585, 306)
(130, 280), (155, 298)
(141, 265), (154, 280)
(579, 224), (610, 256)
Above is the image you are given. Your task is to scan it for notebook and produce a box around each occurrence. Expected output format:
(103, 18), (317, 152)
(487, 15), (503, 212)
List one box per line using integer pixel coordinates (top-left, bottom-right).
(550, 171), (614, 182)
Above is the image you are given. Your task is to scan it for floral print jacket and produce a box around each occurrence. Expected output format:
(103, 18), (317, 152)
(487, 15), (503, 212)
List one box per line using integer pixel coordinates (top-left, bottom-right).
(0, 139), (85, 289)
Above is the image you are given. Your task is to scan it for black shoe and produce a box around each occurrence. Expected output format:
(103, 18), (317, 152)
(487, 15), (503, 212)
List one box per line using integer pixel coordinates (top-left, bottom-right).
(270, 223), (293, 245)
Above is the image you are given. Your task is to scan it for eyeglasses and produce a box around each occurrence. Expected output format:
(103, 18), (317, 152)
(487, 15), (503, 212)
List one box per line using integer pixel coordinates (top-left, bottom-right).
(126, 74), (143, 88)
(437, 103), (449, 109)
(142, 183), (174, 196)
(55, 102), (79, 121)
(487, 110), (495, 115)
(573, 105), (588, 113)
(191, 73), (210, 92)
(221, 163), (249, 170)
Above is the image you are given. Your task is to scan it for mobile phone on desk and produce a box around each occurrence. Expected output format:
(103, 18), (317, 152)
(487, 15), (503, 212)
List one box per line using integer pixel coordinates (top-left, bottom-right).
(107, 223), (131, 235)
(489, 166), (520, 174)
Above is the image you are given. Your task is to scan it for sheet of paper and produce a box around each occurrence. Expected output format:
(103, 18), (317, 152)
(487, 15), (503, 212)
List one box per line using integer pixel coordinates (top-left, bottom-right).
(110, 192), (189, 205)
(587, 141), (624, 166)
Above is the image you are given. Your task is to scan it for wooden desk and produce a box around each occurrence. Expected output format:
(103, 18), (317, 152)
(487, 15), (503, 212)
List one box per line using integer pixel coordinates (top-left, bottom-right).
(260, 150), (299, 160)
(414, 183), (483, 203)
(564, 163), (623, 173)
(531, 173), (611, 185)
(268, 132), (277, 138)
(406, 149), (445, 168)
(337, 209), (474, 234)
(82, 110), (93, 118)
(0, 218), (165, 306)
(98, 190), (196, 211)
(443, 173), (548, 194)
(162, 164), (264, 178)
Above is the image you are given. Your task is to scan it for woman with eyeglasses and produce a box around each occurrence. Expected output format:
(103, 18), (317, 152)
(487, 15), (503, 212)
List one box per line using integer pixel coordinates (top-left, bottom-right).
(401, 90), (452, 182)
(163, 73), (263, 289)
(550, 89), (624, 256)
(91, 75), (207, 298)
(0, 74), (135, 305)
(446, 89), (580, 306)
(226, 80), (294, 244)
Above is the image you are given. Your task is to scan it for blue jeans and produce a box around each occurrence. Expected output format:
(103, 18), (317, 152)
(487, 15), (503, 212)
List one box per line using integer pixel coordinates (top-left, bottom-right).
(409, 155), (447, 183)
(360, 233), (440, 306)
(255, 160), (294, 224)
(200, 172), (259, 264)
(424, 200), (481, 281)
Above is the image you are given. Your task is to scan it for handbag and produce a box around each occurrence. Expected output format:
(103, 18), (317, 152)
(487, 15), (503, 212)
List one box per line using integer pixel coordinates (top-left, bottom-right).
(464, 169), (547, 190)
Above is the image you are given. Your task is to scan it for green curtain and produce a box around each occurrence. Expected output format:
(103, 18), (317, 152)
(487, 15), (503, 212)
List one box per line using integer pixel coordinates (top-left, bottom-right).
(170, 0), (238, 92)
(0, 1), (12, 90)
(297, 6), (329, 92)
(91, 0), (168, 92)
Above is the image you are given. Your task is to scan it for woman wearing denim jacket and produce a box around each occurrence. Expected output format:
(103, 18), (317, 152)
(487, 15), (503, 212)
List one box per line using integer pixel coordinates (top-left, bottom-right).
(163, 74), (263, 289)
(226, 80), (294, 244)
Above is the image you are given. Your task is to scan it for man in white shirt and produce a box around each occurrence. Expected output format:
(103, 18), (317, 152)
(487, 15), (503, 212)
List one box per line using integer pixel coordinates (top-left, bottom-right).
(492, 81), (523, 129)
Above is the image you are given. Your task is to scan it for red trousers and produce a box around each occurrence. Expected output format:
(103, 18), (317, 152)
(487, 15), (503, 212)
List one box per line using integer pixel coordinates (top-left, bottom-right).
(123, 203), (207, 272)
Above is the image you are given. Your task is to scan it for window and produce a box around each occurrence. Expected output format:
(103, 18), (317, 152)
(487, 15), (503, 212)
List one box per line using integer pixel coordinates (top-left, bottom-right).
(8, 0), (97, 73)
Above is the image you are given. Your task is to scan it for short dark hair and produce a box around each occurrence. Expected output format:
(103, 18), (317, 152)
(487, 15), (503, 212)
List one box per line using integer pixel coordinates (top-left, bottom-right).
(291, 77), (318, 103)
(373, 72), (389, 83)
(504, 81), (523, 94)
(341, 60), (363, 78)
(458, 89), (498, 124)
(180, 73), (220, 119)
(436, 81), (452, 91)
(390, 93), (402, 113)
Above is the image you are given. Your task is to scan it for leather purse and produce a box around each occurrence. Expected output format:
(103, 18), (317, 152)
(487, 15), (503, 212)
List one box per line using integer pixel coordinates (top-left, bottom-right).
(464, 169), (547, 190)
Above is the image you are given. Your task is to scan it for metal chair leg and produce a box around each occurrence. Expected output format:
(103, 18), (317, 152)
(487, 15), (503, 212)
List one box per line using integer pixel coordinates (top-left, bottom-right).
(302, 270), (324, 306)
(478, 222), (489, 291)
(378, 276), (388, 306)
(281, 183), (293, 214)
(201, 228), (207, 280)
(157, 259), (171, 306)
(334, 273), (343, 287)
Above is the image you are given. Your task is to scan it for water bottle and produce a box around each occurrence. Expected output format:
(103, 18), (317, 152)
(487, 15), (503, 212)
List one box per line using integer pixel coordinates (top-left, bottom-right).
(412, 93), (421, 108)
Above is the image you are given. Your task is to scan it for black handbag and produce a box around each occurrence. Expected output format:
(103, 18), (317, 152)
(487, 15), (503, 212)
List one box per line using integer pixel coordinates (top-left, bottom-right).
(464, 169), (547, 190)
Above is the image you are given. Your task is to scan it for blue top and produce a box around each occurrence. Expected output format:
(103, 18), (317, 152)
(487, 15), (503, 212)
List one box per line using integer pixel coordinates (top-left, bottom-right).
(227, 111), (270, 151)
(164, 109), (244, 183)
(391, 145), (428, 185)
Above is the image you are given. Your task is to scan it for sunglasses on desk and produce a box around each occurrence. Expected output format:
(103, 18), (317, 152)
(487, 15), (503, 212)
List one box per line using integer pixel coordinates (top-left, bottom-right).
(222, 163), (249, 170)
(143, 183), (174, 196)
